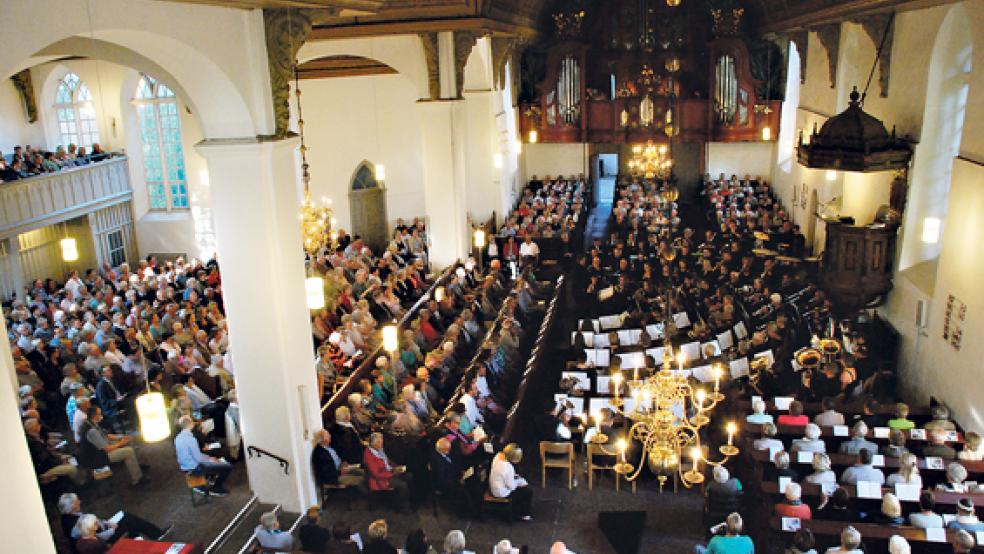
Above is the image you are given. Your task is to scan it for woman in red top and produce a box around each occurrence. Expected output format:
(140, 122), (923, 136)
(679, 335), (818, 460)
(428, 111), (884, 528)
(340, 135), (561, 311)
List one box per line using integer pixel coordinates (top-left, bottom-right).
(363, 432), (411, 509)
(774, 482), (812, 520)
(777, 400), (810, 427)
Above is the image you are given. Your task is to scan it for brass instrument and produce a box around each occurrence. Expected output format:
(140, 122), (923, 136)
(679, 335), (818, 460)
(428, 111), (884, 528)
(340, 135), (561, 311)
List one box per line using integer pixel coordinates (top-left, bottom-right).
(818, 338), (841, 363)
(796, 348), (822, 370)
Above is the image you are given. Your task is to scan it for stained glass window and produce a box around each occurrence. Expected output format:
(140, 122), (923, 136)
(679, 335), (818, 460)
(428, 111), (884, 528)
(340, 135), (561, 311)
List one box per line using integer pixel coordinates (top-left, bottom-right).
(135, 74), (188, 211)
(54, 73), (100, 149)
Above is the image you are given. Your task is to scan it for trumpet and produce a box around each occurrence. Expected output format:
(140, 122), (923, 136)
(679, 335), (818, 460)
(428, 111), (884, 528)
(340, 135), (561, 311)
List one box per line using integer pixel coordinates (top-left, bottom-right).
(818, 338), (841, 363)
(796, 348), (822, 371)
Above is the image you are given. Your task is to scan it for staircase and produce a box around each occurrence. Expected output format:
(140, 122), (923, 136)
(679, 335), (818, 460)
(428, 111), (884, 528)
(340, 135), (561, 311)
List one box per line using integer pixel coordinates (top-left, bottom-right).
(205, 496), (301, 554)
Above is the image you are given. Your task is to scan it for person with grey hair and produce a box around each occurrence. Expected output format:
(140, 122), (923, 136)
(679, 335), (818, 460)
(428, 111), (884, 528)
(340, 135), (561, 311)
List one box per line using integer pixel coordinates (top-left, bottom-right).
(823, 526), (862, 554)
(494, 539), (520, 554)
(753, 422), (784, 454)
(705, 465), (743, 522)
(939, 461), (972, 492)
(746, 398), (773, 424)
(441, 530), (471, 554)
(791, 423), (826, 455)
(75, 514), (108, 554)
(330, 405), (364, 464)
(806, 453), (837, 485)
(947, 498), (984, 532)
(254, 511), (294, 552)
(24, 417), (86, 485)
(953, 529), (977, 553)
(924, 404), (956, 432)
(311, 428), (365, 489)
(838, 422), (878, 456)
(57, 492), (170, 545)
(694, 512), (753, 554)
(364, 432), (411, 509)
(174, 414), (232, 495)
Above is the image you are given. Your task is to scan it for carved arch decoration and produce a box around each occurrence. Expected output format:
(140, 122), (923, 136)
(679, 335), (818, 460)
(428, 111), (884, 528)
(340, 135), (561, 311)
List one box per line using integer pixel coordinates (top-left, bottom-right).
(814, 23), (841, 89)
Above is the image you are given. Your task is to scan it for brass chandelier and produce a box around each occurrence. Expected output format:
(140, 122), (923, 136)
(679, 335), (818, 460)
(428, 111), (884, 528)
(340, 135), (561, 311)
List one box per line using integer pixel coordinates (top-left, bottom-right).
(604, 348), (739, 489)
(627, 141), (673, 179)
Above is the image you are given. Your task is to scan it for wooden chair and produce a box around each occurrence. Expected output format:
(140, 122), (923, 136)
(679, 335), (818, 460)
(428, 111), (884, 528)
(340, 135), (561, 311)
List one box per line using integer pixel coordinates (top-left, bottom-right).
(184, 472), (209, 506)
(540, 441), (575, 489)
(586, 443), (635, 493)
(482, 491), (514, 524)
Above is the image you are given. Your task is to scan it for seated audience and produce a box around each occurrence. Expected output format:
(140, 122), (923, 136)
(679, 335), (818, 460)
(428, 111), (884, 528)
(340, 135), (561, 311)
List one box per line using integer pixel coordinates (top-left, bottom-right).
(254, 511), (293, 552)
(813, 397), (844, 427)
(840, 448), (885, 485)
(364, 519), (398, 554)
(746, 399), (773, 424)
(922, 427), (957, 460)
(786, 528), (817, 554)
(299, 506), (331, 553)
(823, 525), (862, 554)
(947, 498), (984, 532)
(816, 487), (861, 522)
(777, 401), (809, 426)
(865, 492), (904, 526)
(58, 493), (170, 545)
(959, 432), (984, 461)
(774, 482), (812, 520)
(790, 423), (826, 455)
(887, 402), (914, 430)
(174, 415), (232, 495)
(364, 432), (411, 509)
(924, 405), (956, 432)
(705, 465), (743, 522)
(838, 422), (878, 456)
(885, 452), (922, 488)
(908, 490), (943, 528)
(805, 453), (836, 485)
(402, 528), (437, 554)
(694, 512), (754, 554)
(311, 429), (365, 490)
(881, 429), (909, 458)
(953, 530), (977, 554)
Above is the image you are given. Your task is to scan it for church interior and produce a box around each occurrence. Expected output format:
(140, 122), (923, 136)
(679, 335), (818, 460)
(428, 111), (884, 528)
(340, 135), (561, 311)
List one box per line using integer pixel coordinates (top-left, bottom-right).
(3, 0), (984, 552)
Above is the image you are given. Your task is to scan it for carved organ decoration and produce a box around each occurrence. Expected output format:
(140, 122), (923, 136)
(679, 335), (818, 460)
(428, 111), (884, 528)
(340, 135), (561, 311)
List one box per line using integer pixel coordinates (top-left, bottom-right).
(707, 9), (775, 141)
(536, 42), (588, 141)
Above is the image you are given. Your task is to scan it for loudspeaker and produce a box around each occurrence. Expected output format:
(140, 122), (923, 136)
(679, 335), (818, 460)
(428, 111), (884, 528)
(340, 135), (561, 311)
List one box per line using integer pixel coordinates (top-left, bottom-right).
(598, 511), (646, 554)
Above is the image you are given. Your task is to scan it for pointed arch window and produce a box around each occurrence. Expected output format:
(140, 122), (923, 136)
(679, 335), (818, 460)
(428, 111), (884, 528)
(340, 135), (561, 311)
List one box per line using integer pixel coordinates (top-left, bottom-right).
(54, 72), (100, 149)
(351, 163), (379, 190)
(134, 74), (188, 211)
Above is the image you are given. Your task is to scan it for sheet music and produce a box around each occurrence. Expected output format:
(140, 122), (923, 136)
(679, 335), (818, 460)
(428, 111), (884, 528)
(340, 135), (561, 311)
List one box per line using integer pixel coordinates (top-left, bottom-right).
(593, 333), (611, 348)
(717, 330), (734, 350)
(733, 321), (748, 340)
(729, 357), (750, 379)
(599, 314), (623, 330)
(616, 351), (646, 369)
(561, 371), (590, 391)
(680, 341), (700, 361)
(553, 394), (584, 415)
(617, 329), (642, 346)
(691, 365), (715, 383)
(596, 375), (612, 395)
(753, 349), (775, 368)
(672, 311), (691, 328)
(585, 349), (610, 367)
(646, 347), (665, 365)
(571, 331), (594, 348)
(646, 323), (664, 339)
(700, 340), (722, 357)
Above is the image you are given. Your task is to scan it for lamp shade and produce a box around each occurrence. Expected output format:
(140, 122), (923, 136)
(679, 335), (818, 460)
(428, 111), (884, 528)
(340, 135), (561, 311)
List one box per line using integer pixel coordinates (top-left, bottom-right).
(375, 164), (386, 181)
(305, 276), (325, 310)
(473, 229), (486, 249)
(383, 324), (398, 352)
(60, 238), (79, 262)
(761, 127), (772, 141)
(136, 392), (170, 443)
(434, 286), (445, 302)
(528, 130), (538, 144)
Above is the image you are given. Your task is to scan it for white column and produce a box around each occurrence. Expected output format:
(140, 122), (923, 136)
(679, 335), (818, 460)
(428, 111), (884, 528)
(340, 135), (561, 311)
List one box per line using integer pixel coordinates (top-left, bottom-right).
(462, 90), (501, 224)
(438, 32), (457, 99)
(195, 137), (321, 513)
(417, 101), (470, 269)
(5, 237), (26, 303)
(0, 315), (58, 553)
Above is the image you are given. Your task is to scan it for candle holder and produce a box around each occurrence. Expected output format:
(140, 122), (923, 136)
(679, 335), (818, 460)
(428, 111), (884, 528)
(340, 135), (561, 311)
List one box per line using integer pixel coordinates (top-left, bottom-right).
(711, 391), (725, 403)
(683, 467), (705, 484)
(719, 444), (739, 457)
(590, 433), (610, 444)
(614, 462), (634, 475)
(691, 413), (710, 427)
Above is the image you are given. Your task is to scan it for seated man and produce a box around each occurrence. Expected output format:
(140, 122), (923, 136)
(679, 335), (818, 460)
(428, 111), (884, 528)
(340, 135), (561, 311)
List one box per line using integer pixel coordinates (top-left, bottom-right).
(814, 397), (845, 427)
(922, 427), (957, 460)
(745, 399), (773, 425)
(311, 429), (365, 490)
(77, 406), (145, 485)
(887, 402), (915, 431)
(824, 526), (863, 554)
(329, 406), (364, 465)
(57, 493), (171, 544)
(924, 405), (957, 432)
(838, 422), (878, 456)
(364, 432), (411, 509)
(774, 482), (812, 520)
(840, 448), (885, 485)
(790, 423), (826, 455)
(24, 418), (86, 486)
(430, 437), (481, 515)
(174, 415), (232, 496)
(254, 511), (294, 552)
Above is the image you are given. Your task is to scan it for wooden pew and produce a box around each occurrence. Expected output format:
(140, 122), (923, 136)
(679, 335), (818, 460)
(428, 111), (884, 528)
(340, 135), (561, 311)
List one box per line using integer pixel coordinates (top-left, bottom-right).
(761, 481), (984, 508)
(750, 448), (984, 475)
(746, 422), (965, 444)
(768, 516), (972, 551)
(738, 398), (932, 417)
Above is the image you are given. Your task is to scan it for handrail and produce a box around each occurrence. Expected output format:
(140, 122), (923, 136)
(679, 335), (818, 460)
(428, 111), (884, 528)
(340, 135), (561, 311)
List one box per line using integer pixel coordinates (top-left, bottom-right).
(246, 445), (290, 475)
(320, 263), (458, 419)
(501, 275), (566, 444)
(204, 495), (258, 554)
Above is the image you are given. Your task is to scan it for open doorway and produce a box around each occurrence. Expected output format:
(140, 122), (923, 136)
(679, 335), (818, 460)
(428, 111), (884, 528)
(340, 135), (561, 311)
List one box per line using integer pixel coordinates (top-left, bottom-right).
(594, 153), (618, 204)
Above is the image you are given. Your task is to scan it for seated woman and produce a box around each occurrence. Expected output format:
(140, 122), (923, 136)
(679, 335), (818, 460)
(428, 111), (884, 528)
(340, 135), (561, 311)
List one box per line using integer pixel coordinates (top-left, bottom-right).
(805, 453), (837, 485)
(886, 453), (922, 488)
(865, 492), (905, 526)
(959, 432), (984, 461)
(705, 465), (743, 522)
(777, 401), (809, 427)
(774, 482), (812, 520)
(765, 450), (799, 483)
(937, 462), (973, 493)
(746, 399), (774, 425)
(489, 443), (533, 521)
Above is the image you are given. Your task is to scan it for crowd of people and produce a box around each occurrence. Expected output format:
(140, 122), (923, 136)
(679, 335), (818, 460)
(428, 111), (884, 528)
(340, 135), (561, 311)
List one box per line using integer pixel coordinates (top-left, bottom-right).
(490, 175), (587, 262)
(0, 143), (114, 182)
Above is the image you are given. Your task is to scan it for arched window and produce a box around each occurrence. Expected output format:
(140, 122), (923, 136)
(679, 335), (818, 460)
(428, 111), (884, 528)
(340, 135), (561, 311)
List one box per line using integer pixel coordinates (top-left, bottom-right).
(54, 72), (100, 149)
(134, 74), (188, 211)
(351, 163), (379, 190)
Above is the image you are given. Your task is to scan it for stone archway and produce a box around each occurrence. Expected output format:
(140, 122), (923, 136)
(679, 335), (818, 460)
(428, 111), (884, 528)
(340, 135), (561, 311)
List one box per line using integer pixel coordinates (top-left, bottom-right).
(348, 160), (389, 252)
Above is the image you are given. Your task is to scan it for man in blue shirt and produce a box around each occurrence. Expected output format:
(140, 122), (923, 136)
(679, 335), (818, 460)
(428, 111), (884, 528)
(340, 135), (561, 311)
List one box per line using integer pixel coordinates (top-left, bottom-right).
(695, 512), (754, 554)
(175, 415), (232, 495)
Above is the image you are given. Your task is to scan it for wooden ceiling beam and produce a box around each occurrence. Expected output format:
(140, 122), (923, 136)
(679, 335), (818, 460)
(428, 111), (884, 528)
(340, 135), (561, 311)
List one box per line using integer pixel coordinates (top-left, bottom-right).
(297, 66), (397, 78)
(759, 0), (957, 32)
(308, 16), (537, 40)
(156, 0), (384, 10)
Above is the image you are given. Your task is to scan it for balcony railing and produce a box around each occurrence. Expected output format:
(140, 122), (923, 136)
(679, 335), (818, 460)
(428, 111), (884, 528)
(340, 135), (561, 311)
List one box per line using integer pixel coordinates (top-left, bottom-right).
(0, 157), (132, 239)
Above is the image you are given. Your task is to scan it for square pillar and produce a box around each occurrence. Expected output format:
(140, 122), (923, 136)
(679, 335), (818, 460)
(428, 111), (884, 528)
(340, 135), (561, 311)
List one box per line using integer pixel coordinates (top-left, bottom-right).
(195, 137), (321, 513)
(417, 101), (470, 269)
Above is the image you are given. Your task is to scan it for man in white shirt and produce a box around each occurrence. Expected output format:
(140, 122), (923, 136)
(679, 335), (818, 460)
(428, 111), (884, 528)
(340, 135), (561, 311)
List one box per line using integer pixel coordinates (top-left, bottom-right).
(519, 236), (540, 262)
(840, 448), (886, 485)
(460, 381), (484, 427)
(814, 397), (846, 427)
(489, 443), (533, 520)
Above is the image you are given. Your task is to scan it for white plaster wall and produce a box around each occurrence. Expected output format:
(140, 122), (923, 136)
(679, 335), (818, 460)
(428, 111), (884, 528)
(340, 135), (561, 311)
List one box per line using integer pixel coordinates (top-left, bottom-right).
(523, 143), (587, 180)
(294, 74), (426, 232)
(706, 142), (775, 182)
(297, 35), (430, 100)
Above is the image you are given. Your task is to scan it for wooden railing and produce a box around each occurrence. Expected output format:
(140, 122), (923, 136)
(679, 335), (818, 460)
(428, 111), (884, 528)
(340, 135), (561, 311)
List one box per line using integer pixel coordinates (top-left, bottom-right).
(320, 264), (457, 421)
(0, 157), (132, 239)
(501, 275), (566, 444)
